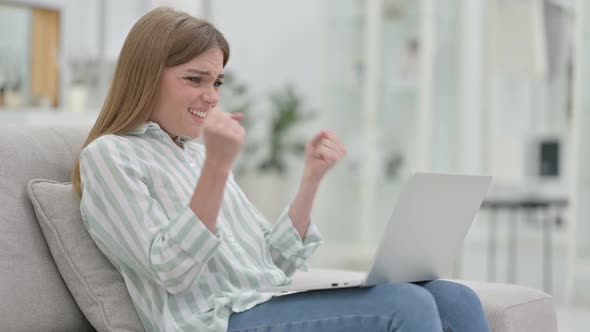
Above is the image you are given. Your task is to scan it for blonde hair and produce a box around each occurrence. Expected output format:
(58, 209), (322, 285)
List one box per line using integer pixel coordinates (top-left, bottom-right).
(72, 7), (229, 196)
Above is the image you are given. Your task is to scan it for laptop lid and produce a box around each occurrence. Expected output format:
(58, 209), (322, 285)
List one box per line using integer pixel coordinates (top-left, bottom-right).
(364, 172), (492, 285)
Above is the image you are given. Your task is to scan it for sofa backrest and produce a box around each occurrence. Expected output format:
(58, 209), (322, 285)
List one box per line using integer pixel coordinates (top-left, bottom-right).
(0, 125), (94, 331)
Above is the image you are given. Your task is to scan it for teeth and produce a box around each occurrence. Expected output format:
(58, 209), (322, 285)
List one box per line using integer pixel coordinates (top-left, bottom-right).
(188, 109), (207, 118)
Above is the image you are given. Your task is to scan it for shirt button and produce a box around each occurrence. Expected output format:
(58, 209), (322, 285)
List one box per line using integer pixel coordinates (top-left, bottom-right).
(190, 163), (196, 168)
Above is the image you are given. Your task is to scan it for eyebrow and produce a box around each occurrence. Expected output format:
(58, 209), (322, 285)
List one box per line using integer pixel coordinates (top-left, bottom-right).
(185, 68), (224, 79)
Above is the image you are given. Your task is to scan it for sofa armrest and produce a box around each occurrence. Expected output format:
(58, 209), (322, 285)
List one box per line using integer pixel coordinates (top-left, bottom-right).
(454, 280), (558, 332)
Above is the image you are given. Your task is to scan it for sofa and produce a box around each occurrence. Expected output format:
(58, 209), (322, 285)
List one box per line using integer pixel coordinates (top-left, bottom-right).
(0, 124), (558, 332)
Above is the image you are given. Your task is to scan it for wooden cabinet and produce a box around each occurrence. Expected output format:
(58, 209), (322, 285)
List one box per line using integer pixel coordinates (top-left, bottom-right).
(31, 8), (60, 107)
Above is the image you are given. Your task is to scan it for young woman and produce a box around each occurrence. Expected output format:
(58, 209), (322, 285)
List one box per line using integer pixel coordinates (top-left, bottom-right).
(73, 7), (491, 332)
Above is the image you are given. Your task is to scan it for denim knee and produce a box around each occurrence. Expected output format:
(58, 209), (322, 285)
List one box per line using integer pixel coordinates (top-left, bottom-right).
(422, 280), (483, 308)
(376, 283), (441, 331)
(421, 280), (491, 332)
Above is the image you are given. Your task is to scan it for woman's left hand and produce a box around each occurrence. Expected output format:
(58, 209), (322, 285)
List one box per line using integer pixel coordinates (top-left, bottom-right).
(303, 130), (347, 182)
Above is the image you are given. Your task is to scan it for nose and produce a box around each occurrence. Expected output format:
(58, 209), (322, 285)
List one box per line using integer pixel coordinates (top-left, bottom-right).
(202, 87), (219, 106)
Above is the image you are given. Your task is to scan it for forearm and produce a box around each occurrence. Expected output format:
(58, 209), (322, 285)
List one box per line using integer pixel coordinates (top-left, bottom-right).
(190, 159), (231, 233)
(289, 175), (321, 239)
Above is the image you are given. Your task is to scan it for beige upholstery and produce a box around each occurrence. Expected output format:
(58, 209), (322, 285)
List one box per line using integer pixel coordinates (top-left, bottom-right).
(458, 281), (557, 332)
(0, 125), (558, 332)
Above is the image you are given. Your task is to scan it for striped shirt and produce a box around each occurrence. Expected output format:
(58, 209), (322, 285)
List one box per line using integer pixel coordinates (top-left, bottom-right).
(79, 121), (322, 332)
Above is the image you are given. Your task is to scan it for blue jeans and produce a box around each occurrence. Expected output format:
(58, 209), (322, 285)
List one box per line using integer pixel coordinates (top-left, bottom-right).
(228, 280), (491, 332)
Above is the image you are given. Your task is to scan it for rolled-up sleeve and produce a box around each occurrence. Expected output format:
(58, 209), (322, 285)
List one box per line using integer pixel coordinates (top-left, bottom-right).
(79, 139), (220, 294)
(264, 206), (323, 276)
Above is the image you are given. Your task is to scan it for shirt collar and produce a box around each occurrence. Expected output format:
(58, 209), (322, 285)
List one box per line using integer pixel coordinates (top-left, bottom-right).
(129, 121), (161, 135)
(129, 121), (196, 143)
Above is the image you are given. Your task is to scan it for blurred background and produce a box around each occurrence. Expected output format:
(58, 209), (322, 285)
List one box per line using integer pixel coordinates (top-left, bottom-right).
(1, 0), (589, 330)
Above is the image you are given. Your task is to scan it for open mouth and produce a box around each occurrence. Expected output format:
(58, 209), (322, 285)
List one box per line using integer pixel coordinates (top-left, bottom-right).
(188, 108), (208, 119)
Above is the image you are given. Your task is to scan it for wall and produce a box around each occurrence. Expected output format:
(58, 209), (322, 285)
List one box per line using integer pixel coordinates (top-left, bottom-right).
(0, 4), (31, 102)
(211, 0), (323, 118)
(458, 0), (486, 174)
(568, 0), (590, 305)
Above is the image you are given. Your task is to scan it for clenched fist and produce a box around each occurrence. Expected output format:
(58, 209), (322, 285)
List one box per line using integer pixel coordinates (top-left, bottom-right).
(303, 130), (347, 182)
(202, 108), (245, 170)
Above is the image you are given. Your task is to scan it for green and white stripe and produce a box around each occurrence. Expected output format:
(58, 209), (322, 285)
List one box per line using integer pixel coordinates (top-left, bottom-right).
(79, 122), (322, 332)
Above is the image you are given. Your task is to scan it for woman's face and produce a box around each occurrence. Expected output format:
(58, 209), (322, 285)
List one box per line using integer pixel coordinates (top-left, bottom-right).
(150, 47), (224, 140)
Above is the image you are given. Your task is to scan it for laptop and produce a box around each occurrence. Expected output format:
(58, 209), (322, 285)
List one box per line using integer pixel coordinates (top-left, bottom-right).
(258, 172), (492, 293)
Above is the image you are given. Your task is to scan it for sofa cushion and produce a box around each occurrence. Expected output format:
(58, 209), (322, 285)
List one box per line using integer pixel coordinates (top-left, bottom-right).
(0, 125), (94, 331)
(28, 179), (144, 332)
(456, 280), (558, 332)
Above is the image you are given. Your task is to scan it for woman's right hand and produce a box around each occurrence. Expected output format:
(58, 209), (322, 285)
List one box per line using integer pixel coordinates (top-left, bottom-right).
(202, 108), (245, 171)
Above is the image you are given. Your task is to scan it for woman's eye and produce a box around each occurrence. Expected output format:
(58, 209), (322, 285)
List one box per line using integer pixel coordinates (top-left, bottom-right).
(214, 80), (224, 88)
(186, 77), (201, 84)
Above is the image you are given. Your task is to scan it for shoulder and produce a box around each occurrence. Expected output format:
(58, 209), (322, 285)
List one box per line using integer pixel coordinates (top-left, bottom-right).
(80, 134), (145, 169)
(82, 134), (137, 157)
(79, 134), (148, 182)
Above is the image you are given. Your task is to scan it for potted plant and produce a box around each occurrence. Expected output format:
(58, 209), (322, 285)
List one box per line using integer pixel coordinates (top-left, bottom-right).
(257, 83), (314, 173)
(237, 83), (314, 220)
